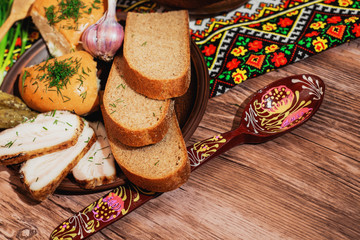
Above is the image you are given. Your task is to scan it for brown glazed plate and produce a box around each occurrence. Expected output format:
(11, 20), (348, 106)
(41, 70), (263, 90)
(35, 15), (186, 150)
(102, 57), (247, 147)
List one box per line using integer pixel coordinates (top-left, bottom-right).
(1, 38), (209, 194)
(152, 0), (248, 17)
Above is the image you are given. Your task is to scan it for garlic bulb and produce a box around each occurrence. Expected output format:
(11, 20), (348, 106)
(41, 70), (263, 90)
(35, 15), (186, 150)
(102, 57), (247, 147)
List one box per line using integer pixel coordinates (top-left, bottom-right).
(81, 0), (124, 61)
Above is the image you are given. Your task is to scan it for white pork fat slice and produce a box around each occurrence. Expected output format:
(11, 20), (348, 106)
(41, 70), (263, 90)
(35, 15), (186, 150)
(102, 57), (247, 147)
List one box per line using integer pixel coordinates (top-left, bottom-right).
(72, 121), (117, 189)
(20, 119), (96, 201)
(0, 110), (83, 165)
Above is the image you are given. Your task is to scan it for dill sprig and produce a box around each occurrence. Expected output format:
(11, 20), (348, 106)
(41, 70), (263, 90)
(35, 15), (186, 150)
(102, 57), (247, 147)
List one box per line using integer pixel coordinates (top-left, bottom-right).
(45, 0), (102, 26)
(46, 58), (80, 92)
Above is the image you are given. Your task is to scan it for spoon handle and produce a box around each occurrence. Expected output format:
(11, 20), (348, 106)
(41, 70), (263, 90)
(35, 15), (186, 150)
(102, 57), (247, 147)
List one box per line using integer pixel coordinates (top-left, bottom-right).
(50, 129), (246, 239)
(188, 128), (246, 171)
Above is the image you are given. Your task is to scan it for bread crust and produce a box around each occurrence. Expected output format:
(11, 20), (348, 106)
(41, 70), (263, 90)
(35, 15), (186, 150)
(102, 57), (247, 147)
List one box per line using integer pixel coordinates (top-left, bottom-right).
(108, 114), (190, 192)
(102, 56), (174, 147)
(102, 102), (174, 147)
(123, 11), (191, 100)
(122, 56), (191, 100)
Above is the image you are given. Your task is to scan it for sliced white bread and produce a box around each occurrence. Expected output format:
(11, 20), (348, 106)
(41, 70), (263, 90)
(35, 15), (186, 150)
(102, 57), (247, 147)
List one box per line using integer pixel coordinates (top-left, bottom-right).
(0, 110), (83, 166)
(123, 10), (191, 100)
(19, 115), (96, 201)
(102, 56), (174, 147)
(72, 121), (117, 189)
(107, 113), (190, 192)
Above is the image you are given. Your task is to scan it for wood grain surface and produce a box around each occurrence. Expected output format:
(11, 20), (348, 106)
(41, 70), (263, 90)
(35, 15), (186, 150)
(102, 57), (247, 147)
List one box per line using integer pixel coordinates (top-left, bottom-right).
(1, 38), (359, 239)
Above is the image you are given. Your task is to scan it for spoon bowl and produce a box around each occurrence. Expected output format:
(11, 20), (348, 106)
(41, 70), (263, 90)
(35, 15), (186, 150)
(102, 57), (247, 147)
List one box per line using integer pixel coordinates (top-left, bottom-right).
(241, 74), (324, 137)
(189, 74), (325, 169)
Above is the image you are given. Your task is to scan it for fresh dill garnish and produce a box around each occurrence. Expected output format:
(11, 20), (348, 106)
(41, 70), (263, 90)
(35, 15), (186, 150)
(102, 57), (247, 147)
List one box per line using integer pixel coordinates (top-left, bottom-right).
(80, 91), (87, 102)
(82, 67), (89, 76)
(141, 41), (147, 46)
(3, 140), (16, 148)
(116, 83), (126, 89)
(51, 110), (57, 117)
(45, 5), (57, 25)
(21, 70), (29, 90)
(46, 58), (80, 93)
(45, 0), (101, 25)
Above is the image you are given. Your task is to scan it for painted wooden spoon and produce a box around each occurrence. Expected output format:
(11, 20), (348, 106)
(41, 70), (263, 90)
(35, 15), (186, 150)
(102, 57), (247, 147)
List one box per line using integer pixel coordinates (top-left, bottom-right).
(50, 74), (325, 239)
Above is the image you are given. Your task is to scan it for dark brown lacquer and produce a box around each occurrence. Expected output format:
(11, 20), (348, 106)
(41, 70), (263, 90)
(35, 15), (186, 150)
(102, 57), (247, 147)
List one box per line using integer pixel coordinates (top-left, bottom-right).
(50, 74), (325, 240)
(1, 38), (209, 193)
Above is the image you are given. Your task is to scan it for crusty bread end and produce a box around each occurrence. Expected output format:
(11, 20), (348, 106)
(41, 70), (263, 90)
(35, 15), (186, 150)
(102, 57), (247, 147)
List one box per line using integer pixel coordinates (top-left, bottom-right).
(108, 114), (190, 192)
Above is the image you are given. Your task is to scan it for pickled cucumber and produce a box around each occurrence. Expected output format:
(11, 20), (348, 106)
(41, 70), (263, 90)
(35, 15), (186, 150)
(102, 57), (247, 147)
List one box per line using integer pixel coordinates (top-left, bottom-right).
(0, 91), (37, 128)
(0, 91), (31, 111)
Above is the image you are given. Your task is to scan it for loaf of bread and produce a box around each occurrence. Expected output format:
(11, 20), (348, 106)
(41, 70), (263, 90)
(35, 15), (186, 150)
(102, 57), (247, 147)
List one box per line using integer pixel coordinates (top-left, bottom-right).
(123, 10), (191, 100)
(30, 0), (105, 57)
(107, 113), (190, 192)
(102, 56), (174, 147)
(19, 51), (100, 116)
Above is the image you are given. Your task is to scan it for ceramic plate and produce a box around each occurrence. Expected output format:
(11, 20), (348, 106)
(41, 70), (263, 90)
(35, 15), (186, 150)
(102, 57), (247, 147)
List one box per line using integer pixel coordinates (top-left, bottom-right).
(1, 39), (209, 193)
(152, 0), (248, 16)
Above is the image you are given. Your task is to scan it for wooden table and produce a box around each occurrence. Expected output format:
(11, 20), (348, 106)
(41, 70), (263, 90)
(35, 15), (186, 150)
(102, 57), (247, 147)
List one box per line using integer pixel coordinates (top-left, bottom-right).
(1, 37), (359, 240)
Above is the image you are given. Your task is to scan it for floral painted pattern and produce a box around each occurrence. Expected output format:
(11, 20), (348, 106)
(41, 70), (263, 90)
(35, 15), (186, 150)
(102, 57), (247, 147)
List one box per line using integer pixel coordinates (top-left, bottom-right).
(4, 0), (360, 98)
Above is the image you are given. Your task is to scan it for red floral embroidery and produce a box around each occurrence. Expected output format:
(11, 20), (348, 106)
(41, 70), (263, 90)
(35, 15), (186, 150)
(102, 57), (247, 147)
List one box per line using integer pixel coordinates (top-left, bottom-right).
(324, 0), (336, 3)
(202, 44), (216, 56)
(271, 52), (288, 67)
(305, 31), (320, 37)
(226, 59), (241, 70)
(352, 24), (360, 37)
(327, 16), (342, 24)
(248, 23), (260, 28)
(278, 18), (293, 28)
(248, 40), (263, 52)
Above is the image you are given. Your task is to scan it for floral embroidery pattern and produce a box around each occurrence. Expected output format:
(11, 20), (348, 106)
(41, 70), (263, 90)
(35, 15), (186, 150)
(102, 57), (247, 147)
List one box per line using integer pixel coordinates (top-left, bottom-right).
(189, 0), (360, 97)
(4, 1), (360, 99)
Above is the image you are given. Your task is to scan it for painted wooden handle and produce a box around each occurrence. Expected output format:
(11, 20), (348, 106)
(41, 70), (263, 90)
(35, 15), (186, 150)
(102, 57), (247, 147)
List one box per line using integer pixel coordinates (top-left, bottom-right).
(50, 131), (245, 239)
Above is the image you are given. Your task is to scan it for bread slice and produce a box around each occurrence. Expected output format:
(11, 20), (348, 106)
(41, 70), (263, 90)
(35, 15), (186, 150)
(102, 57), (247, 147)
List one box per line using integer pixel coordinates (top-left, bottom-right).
(123, 10), (191, 100)
(108, 114), (190, 192)
(102, 56), (174, 147)
(30, 0), (105, 57)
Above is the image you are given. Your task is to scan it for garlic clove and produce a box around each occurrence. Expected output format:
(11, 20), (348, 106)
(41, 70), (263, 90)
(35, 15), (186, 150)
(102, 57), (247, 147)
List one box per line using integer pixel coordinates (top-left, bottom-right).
(81, 0), (124, 62)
